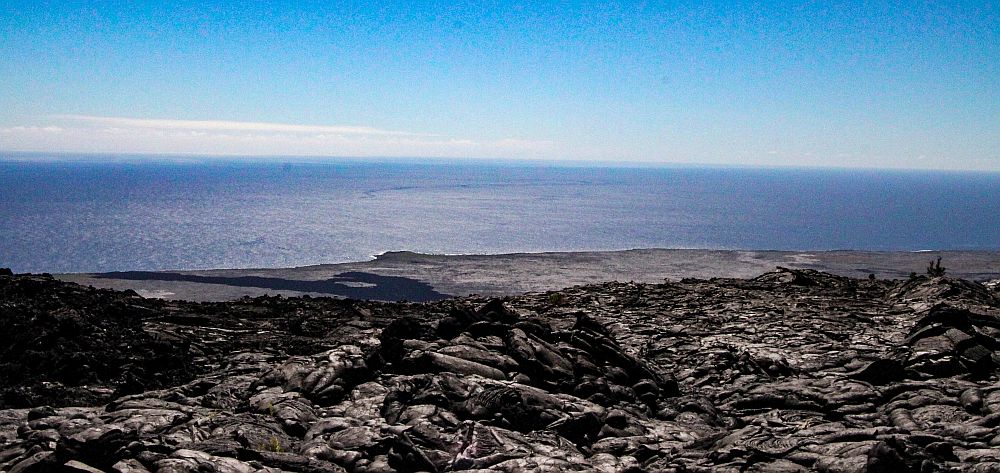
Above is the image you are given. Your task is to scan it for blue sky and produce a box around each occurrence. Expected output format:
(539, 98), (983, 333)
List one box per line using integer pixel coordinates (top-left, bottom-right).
(1, 1), (997, 170)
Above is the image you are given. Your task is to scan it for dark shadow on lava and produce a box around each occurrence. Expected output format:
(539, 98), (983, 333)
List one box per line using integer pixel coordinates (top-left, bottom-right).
(91, 271), (449, 302)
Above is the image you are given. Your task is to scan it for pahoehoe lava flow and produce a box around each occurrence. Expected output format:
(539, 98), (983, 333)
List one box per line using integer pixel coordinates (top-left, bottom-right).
(2, 267), (1000, 471)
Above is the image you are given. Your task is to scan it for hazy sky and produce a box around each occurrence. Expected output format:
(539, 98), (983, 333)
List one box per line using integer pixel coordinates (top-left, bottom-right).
(1, 1), (997, 170)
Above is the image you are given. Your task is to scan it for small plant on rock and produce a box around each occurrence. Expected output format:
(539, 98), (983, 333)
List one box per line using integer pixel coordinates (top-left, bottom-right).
(259, 436), (283, 452)
(927, 257), (946, 277)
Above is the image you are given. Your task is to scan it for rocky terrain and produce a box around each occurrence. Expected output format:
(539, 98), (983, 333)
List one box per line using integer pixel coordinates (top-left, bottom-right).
(2, 266), (1000, 472)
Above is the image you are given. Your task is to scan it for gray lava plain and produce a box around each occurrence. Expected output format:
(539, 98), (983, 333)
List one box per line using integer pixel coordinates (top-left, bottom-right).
(57, 249), (1000, 302)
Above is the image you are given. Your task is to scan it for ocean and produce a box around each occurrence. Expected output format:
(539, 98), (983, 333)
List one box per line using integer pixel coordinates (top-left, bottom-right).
(2, 157), (998, 273)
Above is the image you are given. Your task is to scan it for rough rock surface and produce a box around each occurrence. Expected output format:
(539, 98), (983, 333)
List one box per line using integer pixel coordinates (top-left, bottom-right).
(2, 268), (1000, 472)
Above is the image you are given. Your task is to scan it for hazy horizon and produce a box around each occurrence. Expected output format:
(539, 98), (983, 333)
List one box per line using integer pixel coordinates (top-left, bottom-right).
(2, 2), (998, 171)
(5, 150), (1000, 174)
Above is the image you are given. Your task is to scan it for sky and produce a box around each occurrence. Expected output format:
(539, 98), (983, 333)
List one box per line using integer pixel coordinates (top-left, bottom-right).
(0, 1), (997, 170)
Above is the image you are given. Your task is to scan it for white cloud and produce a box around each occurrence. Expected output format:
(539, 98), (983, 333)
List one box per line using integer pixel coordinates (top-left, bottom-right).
(52, 114), (430, 137)
(0, 125), (64, 133)
(0, 115), (559, 159)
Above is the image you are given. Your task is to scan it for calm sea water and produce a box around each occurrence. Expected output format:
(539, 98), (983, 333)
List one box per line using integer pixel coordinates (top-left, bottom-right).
(2, 158), (998, 273)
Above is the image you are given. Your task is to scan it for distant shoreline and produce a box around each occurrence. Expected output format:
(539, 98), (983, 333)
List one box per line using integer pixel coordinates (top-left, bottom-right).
(56, 248), (1000, 302)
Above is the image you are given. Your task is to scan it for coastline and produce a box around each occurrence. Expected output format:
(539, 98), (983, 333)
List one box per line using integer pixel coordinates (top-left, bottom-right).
(56, 248), (1000, 302)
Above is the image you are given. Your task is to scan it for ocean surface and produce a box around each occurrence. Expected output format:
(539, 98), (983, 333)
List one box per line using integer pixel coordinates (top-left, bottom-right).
(2, 157), (999, 273)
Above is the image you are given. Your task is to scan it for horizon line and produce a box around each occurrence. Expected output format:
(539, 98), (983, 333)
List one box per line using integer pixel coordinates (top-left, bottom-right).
(1, 150), (998, 174)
